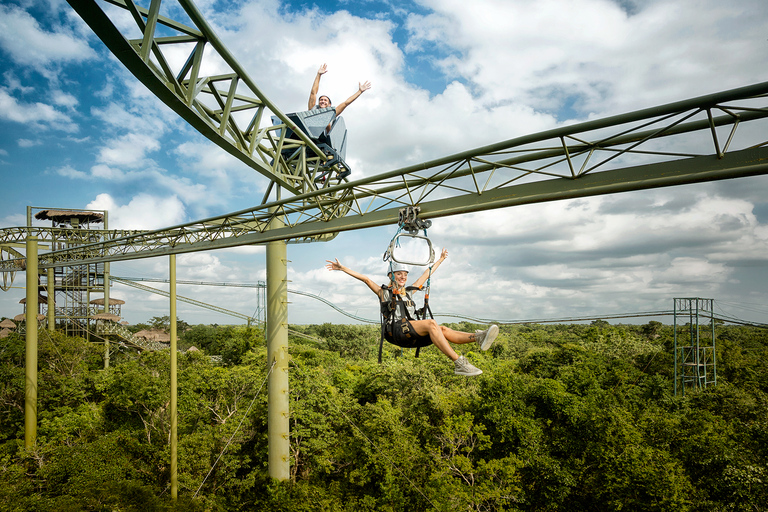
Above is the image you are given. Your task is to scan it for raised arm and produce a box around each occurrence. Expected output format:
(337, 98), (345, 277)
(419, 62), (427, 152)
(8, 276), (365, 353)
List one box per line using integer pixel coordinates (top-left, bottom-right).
(308, 63), (328, 110)
(411, 248), (448, 289)
(334, 80), (372, 116)
(326, 258), (382, 296)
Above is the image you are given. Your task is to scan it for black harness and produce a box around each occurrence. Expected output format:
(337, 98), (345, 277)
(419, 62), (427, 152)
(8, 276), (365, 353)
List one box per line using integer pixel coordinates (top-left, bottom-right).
(378, 285), (434, 363)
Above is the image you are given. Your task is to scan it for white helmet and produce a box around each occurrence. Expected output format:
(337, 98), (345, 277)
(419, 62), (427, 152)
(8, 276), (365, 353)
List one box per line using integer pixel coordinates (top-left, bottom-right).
(387, 263), (410, 275)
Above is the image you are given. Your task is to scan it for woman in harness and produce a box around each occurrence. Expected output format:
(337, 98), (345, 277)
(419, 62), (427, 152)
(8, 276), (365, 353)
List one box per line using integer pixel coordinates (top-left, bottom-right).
(325, 248), (499, 376)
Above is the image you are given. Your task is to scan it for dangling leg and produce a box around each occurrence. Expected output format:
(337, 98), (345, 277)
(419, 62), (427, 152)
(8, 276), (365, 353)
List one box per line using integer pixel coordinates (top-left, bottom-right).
(411, 321), (499, 353)
(410, 319), (458, 360)
(411, 319), (484, 376)
(439, 325), (476, 345)
(441, 324), (498, 351)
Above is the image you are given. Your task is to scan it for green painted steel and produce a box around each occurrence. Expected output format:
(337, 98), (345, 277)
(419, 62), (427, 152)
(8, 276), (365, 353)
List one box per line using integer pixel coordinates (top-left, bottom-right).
(0, 80), (765, 272)
(65, 0), (354, 203)
(266, 219), (290, 481)
(46, 268), (54, 332)
(103, 209), (111, 368)
(15, 144), (762, 268)
(673, 298), (717, 395)
(24, 236), (38, 450)
(169, 255), (178, 499)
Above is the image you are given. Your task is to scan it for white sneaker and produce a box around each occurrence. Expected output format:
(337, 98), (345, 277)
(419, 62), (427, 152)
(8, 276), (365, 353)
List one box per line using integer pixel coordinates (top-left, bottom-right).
(475, 325), (499, 351)
(454, 356), (483, 376)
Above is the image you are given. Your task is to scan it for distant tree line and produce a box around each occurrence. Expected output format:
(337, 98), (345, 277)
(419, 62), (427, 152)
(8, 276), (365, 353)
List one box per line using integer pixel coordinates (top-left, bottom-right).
(0, 320), (766, 510)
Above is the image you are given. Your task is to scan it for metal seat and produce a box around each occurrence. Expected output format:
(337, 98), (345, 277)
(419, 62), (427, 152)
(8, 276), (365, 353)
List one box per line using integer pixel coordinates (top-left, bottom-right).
(272, 107), (351, 181)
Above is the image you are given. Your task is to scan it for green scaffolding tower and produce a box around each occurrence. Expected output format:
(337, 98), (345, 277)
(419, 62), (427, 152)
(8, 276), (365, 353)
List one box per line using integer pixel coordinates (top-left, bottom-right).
(673, 298), (717, 396)
(29, 207), (110, 338)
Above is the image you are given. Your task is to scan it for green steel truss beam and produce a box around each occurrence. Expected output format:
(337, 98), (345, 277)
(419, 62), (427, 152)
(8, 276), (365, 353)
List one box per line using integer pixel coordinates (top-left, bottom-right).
(0, 245), (24, 291)
(65, 0), (352, 201)
(1, 79), (767, 270)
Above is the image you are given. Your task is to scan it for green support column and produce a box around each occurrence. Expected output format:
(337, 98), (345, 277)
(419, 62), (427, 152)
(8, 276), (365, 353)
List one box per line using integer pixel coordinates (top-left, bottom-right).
(47, 267), (54, 331)
(104, 262), (111, 369)
(266, 235), (290, 481)
(103, 211), (110, 368)
(25, 236), (38, 449)
(169, 255), (178, 499)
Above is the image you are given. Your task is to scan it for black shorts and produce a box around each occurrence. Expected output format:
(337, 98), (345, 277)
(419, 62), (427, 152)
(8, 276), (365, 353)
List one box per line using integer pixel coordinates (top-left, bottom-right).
(383, 318), (432, 349)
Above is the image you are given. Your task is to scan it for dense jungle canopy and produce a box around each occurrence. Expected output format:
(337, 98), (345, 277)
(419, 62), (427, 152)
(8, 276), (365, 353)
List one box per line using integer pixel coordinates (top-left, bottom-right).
(1, 320), (767, 511)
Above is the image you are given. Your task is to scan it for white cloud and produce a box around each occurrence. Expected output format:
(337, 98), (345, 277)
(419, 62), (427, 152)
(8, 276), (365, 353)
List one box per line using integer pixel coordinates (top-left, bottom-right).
(0, 87), (77, 131)
(404, 0), (768, 118)
(86, 192), (187, 230)
(55, 164), (87, 178)
(96, 132), (161, 167)
(2, 0), (767, 326)
(51, 90), (78, 109)
(0, 4), (96, 69)
(90, 102), (166, 135)
(3, 71), (34, 94)
(89, 164), (125, 180)
(17, 138), (42, 147)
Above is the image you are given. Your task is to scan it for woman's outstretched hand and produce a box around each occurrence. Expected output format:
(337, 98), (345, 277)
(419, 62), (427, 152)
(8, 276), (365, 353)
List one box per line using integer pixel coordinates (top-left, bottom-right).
(326, 258), (343, 271)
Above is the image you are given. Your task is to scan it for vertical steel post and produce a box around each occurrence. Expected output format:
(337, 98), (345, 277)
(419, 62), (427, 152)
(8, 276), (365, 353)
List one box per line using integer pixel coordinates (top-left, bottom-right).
(711, 303), (717, 386)
(25, 235), (38, 449)
(673, 299), (678, 396)
(695, 299), (701, 387)
(169, 255), (178, 499)
(103, 211), (110, 367)
(47, 267), (55, 331)
(104, 261), (111, 369)
(266, 219), (290, 481)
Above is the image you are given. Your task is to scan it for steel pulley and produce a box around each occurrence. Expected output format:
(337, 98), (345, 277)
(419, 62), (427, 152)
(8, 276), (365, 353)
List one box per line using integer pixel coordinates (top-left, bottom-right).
(383, 207), (435, 266)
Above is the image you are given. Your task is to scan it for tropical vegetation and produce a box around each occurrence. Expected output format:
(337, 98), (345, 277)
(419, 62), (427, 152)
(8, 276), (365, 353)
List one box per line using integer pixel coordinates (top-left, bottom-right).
(1, 320), (766, 511)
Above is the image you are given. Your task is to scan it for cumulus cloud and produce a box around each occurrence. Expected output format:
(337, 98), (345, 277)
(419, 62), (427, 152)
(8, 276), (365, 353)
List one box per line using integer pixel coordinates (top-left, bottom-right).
(51, 90), (78, 109)
(87, 192), (187, 230)
(3, 71), (34, 94)
(17, 138), (42, 147)
(0, 87), (77, 131)
(412, 187), (768, 320)
(404, 0), (768, 116)
(55, 164), (87, 179)
(2, 0), (767, 325)
(0, 3), (96, 70)
(96, 133), (161, 167)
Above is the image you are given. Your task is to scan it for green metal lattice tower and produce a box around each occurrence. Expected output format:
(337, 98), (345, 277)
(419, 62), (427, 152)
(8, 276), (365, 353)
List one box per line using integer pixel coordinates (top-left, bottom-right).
(27, 207), (112, 343)
(673, 297), (717, 395)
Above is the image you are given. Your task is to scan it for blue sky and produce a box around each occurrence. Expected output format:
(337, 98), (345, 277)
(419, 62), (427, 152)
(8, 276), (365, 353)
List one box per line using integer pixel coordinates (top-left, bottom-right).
(2, 0), (768, 326)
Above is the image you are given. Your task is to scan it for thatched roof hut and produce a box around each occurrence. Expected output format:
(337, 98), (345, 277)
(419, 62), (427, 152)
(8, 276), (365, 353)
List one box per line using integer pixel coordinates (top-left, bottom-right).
(90, 298), (126, 306)
(14, 313), (45, 322)
(0, 319), (16, 329)
(19, 296), (48, 304)
(34, 209), (104, 225)
(134, 329), (171, 343)
(0, 328), (11, 339)
(91, 312), (121, 322)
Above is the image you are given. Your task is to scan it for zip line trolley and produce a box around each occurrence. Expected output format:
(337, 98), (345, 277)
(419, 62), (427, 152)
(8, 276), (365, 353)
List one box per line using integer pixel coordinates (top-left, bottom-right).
(379, 207), (438, 363)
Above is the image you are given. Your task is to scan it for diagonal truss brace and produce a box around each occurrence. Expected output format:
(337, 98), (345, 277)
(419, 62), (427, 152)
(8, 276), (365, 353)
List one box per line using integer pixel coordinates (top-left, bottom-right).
(66, 0), (333, 196)
(0, 78), (760, 268)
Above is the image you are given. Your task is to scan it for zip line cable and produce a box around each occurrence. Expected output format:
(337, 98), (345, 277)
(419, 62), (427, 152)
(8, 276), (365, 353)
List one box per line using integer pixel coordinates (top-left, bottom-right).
(111, 276), (768, 328)
(194, 361), (275, 498)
